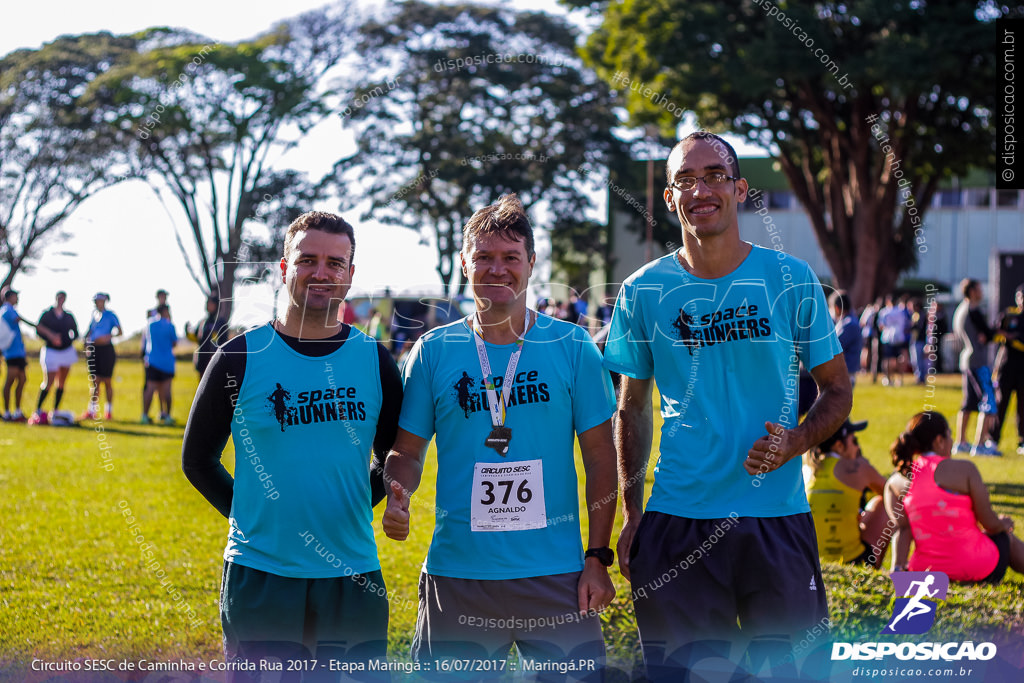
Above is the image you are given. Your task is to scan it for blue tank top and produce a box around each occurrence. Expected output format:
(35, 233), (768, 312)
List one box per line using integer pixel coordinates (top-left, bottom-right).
(225, 323), (383, 578)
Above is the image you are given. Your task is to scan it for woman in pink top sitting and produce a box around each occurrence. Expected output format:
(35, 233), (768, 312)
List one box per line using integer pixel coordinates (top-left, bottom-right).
(885, 411), (1024, 582)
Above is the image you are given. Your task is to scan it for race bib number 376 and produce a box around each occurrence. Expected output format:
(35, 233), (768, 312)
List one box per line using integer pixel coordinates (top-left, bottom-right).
(471, 459), (546, 532)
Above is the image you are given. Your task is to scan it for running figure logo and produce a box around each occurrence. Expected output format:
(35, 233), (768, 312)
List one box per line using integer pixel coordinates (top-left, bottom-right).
(883, 571), (948, 634)
(453, 371), (477, 418)
(267, 382), (295, 432)
(671, 309), (698, 355)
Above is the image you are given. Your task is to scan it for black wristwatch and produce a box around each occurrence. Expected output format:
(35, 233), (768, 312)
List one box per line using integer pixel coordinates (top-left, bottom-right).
(584, 547), (614, 566)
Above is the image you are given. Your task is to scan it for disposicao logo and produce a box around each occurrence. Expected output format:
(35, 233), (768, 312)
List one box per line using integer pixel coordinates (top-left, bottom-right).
(884, 571), (948, 635)
(831, 571), (997, 662)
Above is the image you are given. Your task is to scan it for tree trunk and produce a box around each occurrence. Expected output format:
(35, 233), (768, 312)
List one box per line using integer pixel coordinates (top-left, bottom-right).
(216, 259), (239, 322)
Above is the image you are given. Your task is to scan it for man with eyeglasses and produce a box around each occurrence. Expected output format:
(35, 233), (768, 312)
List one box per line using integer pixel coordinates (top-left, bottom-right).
(603, 132), (851, 681)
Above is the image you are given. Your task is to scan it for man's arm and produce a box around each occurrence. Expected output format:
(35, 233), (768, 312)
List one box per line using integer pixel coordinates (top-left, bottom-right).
(381, 428), (430, 541)
(35, 318), (58, 345)
(181, 342), (245, 518)
(745, 355), (851, 475)
(371, 342), (403, 506)
(614, 375), (654, 580)
(577, 419), (617, 613)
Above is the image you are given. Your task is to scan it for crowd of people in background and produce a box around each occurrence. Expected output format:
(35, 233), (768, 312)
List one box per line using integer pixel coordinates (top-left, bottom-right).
(0, 286), (194, 426)
(3, 278), (1024, 450)
(830, 280), (1024, 456)
(802, 278), (1024, 584)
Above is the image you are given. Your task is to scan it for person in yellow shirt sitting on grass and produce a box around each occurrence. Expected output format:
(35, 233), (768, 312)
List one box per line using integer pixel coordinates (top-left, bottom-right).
(804, 418), (892, 568)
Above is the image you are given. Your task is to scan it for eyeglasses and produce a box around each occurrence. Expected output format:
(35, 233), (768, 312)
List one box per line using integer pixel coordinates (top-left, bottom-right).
(668, 172), (740, 192)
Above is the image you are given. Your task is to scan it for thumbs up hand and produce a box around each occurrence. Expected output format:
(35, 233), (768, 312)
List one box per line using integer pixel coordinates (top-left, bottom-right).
(382, 480), (412, 541)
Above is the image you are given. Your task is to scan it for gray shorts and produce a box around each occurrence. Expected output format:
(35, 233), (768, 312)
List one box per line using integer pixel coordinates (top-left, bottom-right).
(411, 571), (604, 682)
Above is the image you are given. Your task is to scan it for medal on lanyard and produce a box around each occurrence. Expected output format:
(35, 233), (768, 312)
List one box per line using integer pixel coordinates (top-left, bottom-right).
(473, 309), (531, 456)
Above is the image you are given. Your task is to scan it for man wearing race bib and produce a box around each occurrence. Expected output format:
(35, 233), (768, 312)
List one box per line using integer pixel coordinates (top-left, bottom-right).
(382, 194), (617, 680)
(603, 132), (852, 681)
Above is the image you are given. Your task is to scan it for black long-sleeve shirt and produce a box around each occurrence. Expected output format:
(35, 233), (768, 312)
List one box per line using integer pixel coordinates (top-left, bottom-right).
(181, 324), (402, 517)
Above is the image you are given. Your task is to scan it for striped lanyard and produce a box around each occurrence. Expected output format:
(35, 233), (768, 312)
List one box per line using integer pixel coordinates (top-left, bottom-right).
(471, 308), (531, 429)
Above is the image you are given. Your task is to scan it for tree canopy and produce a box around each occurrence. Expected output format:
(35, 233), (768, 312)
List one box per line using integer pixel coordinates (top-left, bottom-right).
(325, 0), (624, 296)
(81, 6), (356, 317)
(0, 32), (137, 289)
(569, 0), (997, 306)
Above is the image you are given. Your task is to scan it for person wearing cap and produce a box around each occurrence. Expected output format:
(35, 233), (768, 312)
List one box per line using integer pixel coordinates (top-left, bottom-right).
(30, 291), (80, 425)
(82, 292), (122, 421)
(185, 296), (229, 378)
(141, 303), (177, 425)
(803, 418), (891, 568)
(1, 287), (32, 422)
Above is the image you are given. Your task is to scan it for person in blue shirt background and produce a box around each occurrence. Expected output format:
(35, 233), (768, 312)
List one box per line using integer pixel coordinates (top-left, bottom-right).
(142, 303), (177, 425)
(1, 287), (31, 422)
(82, 292), (122, 421)
(830, 290), (863, 389)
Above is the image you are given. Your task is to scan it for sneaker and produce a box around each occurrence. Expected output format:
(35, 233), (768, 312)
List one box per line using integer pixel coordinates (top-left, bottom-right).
(955, 442), (972, 455)
(10, 411), (26, 423)
(971, 443), (1003, 457)
(80, 410), (96, 421)
(140, 415), (152, 425)
(978, 440), (1003, 456)
(50, 410), (76, 426)
(160, 415), (176, 426)
(104, 411), (113, 421)
(27, 411), (49, 426)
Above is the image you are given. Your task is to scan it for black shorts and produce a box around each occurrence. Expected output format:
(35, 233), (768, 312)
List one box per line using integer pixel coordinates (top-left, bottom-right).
(145, 366), (174, 382)
(629, 511), (828, 681)
(4, 356), (26, 370)
(883, 342), (909, 359)
(981, 532), (1011, 584)
(86, 343), (116, 378)
(220, 561), (389, 677)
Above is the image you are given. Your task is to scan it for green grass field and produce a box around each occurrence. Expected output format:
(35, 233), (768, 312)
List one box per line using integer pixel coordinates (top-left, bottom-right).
(1, 361), (1022, 681)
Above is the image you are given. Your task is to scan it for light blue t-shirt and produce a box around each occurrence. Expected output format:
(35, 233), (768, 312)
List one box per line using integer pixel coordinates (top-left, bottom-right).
(1, 303), (25, 359)
(603, 245), (842, 519)
(400, 314), (615, 580)
(226, 324), (383, 578)
(144, 318), (177, 373)
(86, 310), (122, 342)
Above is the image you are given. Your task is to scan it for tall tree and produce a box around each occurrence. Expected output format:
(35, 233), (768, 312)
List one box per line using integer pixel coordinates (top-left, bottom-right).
(83, 6), (356, 317)
(0, 33), (137, 289)
(325, 0), (624, 296)
(569, 0), (996, 307)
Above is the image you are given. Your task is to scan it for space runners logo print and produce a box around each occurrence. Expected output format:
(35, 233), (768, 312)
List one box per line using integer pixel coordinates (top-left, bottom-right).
(451, 369), (551, 419)
(266, 383), (366, 432)
(884, 571), (948, 635)
(670, 303), (772, 354)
